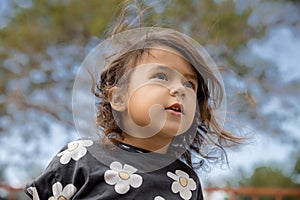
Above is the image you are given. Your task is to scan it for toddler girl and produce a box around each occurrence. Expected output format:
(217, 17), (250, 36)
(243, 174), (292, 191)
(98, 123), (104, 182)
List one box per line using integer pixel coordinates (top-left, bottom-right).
(25, 27), (242, 200)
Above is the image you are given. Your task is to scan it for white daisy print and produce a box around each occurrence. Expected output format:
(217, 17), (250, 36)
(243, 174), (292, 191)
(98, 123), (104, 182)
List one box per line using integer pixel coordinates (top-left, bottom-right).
(27, 187), (40, 200)
(57, 140), (93, 164)
(48, 182), (77, 200)
(167, 170), (196, 200)
(154, 196), (165, 200)
(104, 161), (143, 194)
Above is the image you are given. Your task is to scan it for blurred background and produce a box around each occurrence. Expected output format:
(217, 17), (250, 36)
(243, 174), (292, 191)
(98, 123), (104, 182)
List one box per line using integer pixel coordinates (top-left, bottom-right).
(0, 0), (299, 199)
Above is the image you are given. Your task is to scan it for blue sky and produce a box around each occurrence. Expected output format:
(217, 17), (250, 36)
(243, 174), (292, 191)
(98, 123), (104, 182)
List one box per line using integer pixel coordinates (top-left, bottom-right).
(251, 26), (300, 82)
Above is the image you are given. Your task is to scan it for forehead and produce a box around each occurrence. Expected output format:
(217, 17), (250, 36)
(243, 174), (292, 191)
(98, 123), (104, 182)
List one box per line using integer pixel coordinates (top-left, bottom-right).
(136, 47), (197, 78)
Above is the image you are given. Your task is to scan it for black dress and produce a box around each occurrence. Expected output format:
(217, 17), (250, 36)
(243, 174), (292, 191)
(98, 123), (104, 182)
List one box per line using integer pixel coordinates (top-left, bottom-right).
(25, 138), (204, 200)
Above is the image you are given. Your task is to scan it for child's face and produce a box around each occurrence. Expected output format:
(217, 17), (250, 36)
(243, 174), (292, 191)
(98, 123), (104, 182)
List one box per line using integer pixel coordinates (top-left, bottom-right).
(116, 47), (198, 140)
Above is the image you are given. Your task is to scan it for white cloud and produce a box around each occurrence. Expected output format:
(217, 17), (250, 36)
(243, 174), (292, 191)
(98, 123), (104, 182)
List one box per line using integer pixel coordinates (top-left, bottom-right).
(250, 26), (300, 82)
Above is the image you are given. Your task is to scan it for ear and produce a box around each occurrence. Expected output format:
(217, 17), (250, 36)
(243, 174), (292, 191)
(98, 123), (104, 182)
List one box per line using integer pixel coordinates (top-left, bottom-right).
(108, 86), (127, 112)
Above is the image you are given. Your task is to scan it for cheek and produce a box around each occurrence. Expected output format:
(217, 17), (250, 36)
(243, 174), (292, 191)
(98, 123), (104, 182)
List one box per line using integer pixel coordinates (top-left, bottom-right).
(175, 97), (197, 135)
(183, 93), (197, 120)
(127, 86), (165, 126)
(128, 96), (150, 126)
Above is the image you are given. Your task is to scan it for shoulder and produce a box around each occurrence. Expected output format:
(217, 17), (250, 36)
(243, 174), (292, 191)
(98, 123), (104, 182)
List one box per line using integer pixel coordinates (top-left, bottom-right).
(167, 159), (200, 181)
(25, 138), (110, 199)
(166, 159), (204, 198)
(41, 138), (106, 171)
(146, 158), (203, 200)
(55, 138), (97, 164)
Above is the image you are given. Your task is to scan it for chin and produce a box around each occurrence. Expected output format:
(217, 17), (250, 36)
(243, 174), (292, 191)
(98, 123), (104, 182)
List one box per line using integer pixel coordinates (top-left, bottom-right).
(160, 127), (183, 138)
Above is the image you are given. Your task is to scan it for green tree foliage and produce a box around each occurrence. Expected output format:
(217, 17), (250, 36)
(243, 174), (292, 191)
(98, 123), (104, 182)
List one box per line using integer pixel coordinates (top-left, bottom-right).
(236, 164), (300, 200)
(240, 166), (299, 188)
(0, 0), (123, 135)
(294, 157), (300, 174)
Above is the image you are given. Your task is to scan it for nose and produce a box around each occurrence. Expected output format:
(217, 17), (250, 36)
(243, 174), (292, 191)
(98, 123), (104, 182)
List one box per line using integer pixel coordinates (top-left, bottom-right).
(169, 83), (185, 99)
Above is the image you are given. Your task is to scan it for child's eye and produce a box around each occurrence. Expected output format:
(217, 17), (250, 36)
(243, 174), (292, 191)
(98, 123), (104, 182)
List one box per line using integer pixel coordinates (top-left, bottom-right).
(183, 81), (196, 90)
(152, 72), (168, 81)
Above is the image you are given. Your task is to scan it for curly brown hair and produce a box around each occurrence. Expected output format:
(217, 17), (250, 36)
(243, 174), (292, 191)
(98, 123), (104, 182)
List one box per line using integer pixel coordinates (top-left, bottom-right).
(92, 27), (243, 169)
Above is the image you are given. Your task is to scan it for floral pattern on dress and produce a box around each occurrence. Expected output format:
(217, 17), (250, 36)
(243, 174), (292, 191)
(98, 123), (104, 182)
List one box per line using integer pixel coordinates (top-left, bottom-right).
(57, 140), (93, 164)
(48, 182), (77, 200)
(167, 170), (196, 200)
(154, 196), (166, 200)
(104, 161), (143, 194)
(27, 187), (40, 200)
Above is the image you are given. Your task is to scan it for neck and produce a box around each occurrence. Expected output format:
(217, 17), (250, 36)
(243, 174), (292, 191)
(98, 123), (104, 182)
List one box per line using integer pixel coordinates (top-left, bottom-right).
(121, 133), (173, 154)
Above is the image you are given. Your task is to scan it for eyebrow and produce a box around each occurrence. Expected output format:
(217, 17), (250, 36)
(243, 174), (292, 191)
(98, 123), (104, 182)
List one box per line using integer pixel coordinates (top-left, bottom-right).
(150, 65), (198, 82)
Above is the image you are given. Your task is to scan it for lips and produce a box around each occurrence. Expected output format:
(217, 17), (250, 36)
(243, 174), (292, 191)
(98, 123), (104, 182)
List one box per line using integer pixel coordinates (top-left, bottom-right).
(165, 103), (184, 114)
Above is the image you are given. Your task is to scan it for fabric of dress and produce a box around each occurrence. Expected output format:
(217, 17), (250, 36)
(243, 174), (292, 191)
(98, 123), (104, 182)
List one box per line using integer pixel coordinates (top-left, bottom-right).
(25, 138), (204, 200)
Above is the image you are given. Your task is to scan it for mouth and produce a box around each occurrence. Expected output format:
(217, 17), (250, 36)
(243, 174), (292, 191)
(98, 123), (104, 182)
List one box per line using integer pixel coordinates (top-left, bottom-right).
(165, 103), (184, 115)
